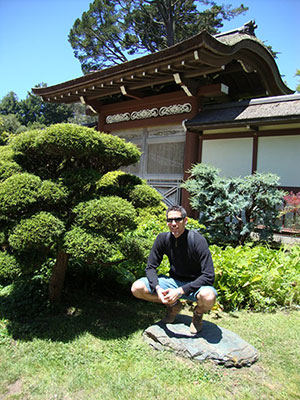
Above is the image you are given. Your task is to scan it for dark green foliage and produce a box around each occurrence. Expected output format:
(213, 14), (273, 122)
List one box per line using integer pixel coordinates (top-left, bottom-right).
(68, 0), (248, 73)
(0, 88), (73, 129)
(0, 160), (22, 181)
(0, 123), (165, 301)
(0, 173), (42, 215)
(59, 168), (102, 203)
(63, 227), (112, 265)
(10, 123), (141, 178)
(8, 212), (65, 252)
(0, 173), (67, 217)
(0, 252), (21, 284)
(73, 196), (137, 237)
(129, 184), (162, 208)
(38, 180), (68, 206)
(182, 164), (285, 246)
(96, 170), (142, 198)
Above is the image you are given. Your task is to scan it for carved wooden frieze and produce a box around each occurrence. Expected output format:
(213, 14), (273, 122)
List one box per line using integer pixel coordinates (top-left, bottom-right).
(106, 103), (192, 124)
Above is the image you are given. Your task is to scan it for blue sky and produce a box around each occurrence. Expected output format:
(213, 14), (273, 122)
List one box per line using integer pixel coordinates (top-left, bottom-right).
(0, 0), (299, 101)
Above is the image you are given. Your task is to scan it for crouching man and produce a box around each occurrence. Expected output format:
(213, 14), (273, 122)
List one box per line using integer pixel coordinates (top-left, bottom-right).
(131, 205), (217, 334)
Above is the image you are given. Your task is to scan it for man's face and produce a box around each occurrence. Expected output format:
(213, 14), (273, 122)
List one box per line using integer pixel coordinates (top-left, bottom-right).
(166, 210), (187, 238)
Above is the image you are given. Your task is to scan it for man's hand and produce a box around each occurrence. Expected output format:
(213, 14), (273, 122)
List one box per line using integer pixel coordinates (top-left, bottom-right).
(162, 288), (181, 304)
(156, 286), (169, 304)
(158, 287), (183, 305)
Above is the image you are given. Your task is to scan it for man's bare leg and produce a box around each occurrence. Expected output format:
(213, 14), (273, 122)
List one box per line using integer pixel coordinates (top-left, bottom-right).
(190, 288), (216, 334)
(131, 280), (162, 303)
(131, 280), (183, 322)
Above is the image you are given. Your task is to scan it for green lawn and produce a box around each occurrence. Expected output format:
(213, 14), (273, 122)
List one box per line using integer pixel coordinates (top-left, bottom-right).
(0, 291), (299, 400)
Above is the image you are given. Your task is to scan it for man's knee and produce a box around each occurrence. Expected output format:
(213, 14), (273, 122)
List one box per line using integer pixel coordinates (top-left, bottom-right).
(197, 287), (216, 306)
(131, 279), (149, 299)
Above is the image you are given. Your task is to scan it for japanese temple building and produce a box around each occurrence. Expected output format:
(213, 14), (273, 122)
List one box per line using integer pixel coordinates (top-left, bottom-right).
(33, 21), (299, 213)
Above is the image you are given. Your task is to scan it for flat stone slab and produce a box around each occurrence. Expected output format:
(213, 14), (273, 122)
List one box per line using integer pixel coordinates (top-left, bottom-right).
(143, 314), (259, 367)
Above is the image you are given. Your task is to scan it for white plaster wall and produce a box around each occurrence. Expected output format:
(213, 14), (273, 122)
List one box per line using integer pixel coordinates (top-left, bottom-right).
(202, 138), (253, 177)
(257, 135), (300, 186)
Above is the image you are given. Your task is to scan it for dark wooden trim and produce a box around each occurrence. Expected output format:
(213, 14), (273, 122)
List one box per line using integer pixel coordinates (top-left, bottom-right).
(252, 134), (258, 174)
(202, 128), (300, 140)
(97, 91), (202, 132)
(279, 186), (300, 193)
(198, 135), (203, 163)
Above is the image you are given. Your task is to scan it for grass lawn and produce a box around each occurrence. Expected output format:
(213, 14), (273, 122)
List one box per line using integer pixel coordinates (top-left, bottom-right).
(0, 290), (299, 400)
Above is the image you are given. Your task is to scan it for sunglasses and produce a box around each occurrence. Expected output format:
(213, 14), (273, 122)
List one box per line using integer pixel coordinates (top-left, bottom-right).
(166, 217), (184, 223)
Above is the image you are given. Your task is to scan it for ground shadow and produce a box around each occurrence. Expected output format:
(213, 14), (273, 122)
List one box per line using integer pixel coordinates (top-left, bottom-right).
(156, 314), (223, 344)
(0, 286), (165, 343)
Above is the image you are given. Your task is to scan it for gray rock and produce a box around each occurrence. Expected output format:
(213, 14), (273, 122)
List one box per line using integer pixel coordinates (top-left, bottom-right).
(143, 314), (259, 367)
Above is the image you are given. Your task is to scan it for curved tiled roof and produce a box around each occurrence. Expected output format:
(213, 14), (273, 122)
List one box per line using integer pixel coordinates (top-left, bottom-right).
(32, 22), (293, 106)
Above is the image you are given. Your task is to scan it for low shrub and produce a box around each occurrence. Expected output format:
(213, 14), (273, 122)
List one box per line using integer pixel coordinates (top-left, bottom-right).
(212, 244), (300, 311)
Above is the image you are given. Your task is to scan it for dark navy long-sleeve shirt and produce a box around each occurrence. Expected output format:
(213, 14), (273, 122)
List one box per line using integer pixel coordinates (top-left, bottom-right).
(145, 229), (215, 295)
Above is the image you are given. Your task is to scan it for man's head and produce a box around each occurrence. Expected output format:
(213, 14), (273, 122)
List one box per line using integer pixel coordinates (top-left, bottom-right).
(166, 205), (188, 238)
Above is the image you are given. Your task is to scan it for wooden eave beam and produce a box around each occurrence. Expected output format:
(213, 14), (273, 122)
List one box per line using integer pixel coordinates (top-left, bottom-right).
(120, 85), (144, 100)
(197, 83), (229, 97)
(173, 73), (200, 97)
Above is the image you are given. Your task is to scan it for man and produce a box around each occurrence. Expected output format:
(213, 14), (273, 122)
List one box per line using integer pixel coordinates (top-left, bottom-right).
(131, 205), (217, 334)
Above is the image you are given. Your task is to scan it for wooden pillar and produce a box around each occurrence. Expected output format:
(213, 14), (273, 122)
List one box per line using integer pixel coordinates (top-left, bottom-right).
(181, 97), (203, 217)
(97, 112), (106, 132)
(252, 133), (258, 174)
(182, 130), (200, 216)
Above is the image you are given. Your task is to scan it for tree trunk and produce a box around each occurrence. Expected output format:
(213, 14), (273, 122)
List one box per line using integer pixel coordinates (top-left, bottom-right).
(49, 251), (69, 304)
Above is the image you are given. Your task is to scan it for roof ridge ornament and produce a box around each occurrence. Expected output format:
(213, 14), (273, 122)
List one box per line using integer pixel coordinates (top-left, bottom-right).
(215, 20), (257, 38)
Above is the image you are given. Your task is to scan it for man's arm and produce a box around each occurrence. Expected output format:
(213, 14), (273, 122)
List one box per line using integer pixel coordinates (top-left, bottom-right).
(145, 233), (166, 293)
(181, 234), (215, 295)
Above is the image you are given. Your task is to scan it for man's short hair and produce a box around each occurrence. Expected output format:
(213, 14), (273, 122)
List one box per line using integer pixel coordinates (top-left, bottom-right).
(166, 205), (187, 219)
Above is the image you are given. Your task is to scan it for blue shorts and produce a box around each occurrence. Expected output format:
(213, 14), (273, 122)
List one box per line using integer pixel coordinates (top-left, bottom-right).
(138, 275), (217, 302)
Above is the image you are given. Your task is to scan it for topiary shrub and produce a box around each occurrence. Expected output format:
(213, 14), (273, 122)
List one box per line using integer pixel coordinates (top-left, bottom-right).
(0, 173), (42, 215)
(8, 212), (65, 252)
(63, 226), (112, 265)
(0, 160), (23, 181)
(0, 123), (164, 302)
(0, 252), (21, 284)
(129, 184), (162, 208)
(96, 170), (142, 198)
(73, 196), (137, 237)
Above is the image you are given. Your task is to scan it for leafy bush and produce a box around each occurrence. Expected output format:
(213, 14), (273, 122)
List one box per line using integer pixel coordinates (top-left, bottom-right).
(0, 160), (22, 181)
(63, 227), (112, 264)
(38, 180), (68, 206)
(73, 196), (137, 236)
(8, 212), (65, 252)
(212, 244), (300, 311)
(10, 123), (141, 178)
(129, 184), (162, 208)
(0, 123), (162, 302)
(96, 170), (142, 198)
(0, 173), (42, 215)
(182, 164), (284, 246)
(0, 252), (21, 284)
(59, 168), (102, 202)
